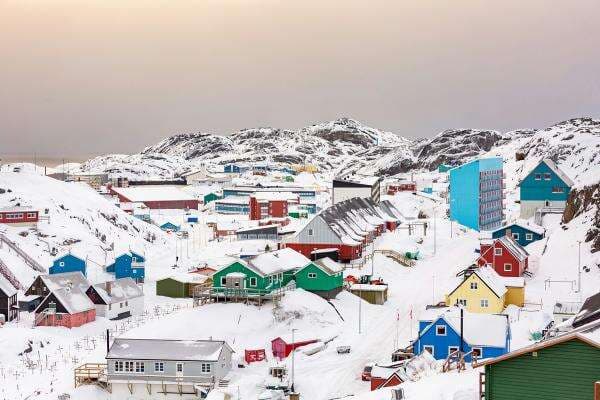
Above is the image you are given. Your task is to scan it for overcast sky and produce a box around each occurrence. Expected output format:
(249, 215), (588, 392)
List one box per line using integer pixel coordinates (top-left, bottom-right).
(1, 0), (599, 158)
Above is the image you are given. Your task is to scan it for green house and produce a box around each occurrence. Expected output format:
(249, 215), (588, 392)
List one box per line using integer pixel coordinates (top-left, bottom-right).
(478, 327), (600, 400)
(294, 258), (344, 299)
(212, 248), (311, 296)
(203, 192), (221, 205)
(156, 273), (211, 298)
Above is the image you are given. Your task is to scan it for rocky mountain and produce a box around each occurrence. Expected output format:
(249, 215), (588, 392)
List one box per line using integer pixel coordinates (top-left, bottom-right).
(79, 117), (600, 181)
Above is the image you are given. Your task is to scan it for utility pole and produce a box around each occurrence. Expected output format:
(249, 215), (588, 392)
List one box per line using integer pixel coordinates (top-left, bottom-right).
(577, 241), (582, 293)
(358, 287), (362, 334)
(433, 207), (437, 255)
(291, 328), (297, 392)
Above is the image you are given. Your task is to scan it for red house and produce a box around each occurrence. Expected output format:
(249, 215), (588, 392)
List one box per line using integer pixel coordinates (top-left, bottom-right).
(271, 336), (318, 359)
(387, 182), (416, 195)
(109, 186), (199, 210)
(34, 287), (96, 328)
(0, 207), (39, 227)
(249, 193), (296, 220)
(478, 236), (529, 277)
(369, 366), (408, 391)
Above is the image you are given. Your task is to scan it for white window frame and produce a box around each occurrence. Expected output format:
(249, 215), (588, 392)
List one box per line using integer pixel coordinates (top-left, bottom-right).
(220, 276), (226, 286)
(534, 173), (541, 181)
(59, 261), (65, 267)
(308, 272), (317, 279)
(504, 263), (512, 272)
(480, 299), (489, 308)
(423, 345), (434, 356)
(201, 363), (212, 373)
(544, 173), (551, 181)
(448, 346), (459, 355)
(436, 325), (447, 336)
(27, 212), (37, 218)
(154, 362), (164, 372)
(176, 363), (184, 373)
(135, 361), (145, 373)
(115, 361), (124, 372)
(249, 277), (257, 287)
(124, 361), (134, 373)
(472, 347), (483, 358)
(525, 233), (533, 241)
(494, 248), (502, 256)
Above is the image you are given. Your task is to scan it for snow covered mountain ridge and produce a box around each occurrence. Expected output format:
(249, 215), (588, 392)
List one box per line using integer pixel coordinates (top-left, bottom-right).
(79, 117), (600, 181)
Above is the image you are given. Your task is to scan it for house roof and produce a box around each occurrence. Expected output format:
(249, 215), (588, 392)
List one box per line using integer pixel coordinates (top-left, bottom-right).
(498, 236), (529, 261)
(252, 192), (298, 202)
(0, 274), (17, 297)
(422, 308), (509, 348)
(162, 273), (210, 284)
(37, 286), (95, 314)
(106, 338), (233, 361)
(506, 219), (546, 236)
(247, 248), (311, 276)
(540, 159), (575, 187)
(553, 300), (583, 315)
(349, 284), (388, 292)
(91, 278), (144, 304)
(500, 277), (525, 288)
(473, 267), (508, 298)
(573, 291), (600, 328)
(38, 272), (91, 292)
(311, 257), (344, 275)
(474, 319), (600, 367)
(0, 206), (37, 213)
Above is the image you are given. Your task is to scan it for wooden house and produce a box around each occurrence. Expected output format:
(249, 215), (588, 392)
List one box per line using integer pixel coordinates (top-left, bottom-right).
(413, 307), (510, 362)
(159, 221), (180, 232)
(446, 266), (525, 313)
(49, 252), (87, 276)
(476, 321), (600, 400)
(0, 275), (18, 323)
(478, 236), (529, 277)
(271, 336), (318, 359)
(106, 338), (233, 398)
(156, 273), (211, 298)
(491, 220), (545, 247)
(235, 224), (279, 241)
(518, 158), (574, 218)
(34, 286), (96, 328)
(294, 257), (344, 299)
(348, 284), (388, 305)
(0, 207), (39, 227)
(212, 248), (309, 297)
(106, 250), (145, 283)
(86, 278), (144, 320)
(369, 365), (409, 391)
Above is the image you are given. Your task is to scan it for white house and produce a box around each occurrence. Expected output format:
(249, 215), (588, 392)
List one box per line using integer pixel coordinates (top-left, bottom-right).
(86, 278), (144, 320)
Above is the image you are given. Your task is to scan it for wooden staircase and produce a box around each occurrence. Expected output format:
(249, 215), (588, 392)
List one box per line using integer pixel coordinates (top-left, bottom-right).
(0, 256), (24, 290)
(375, 249), (416, 267)
(0, 233), (46, 272)
(218, 379), (230, 388)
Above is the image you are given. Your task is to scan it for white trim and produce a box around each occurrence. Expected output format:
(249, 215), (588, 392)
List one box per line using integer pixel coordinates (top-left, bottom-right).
(503, 263), (512, 272)
(423, 345), (434, 356)
(525, 233), (533, 241)
(435, 325), (447, 336)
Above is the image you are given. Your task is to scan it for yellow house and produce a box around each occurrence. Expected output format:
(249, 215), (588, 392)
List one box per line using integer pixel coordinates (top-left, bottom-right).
(445, 267), (525, 313)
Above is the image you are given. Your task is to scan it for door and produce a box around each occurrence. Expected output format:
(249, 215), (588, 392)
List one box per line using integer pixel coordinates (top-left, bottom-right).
(176, 362), (184, 377)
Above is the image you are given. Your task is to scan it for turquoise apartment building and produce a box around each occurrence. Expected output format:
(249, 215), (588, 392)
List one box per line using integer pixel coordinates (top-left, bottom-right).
(449, 157), (504, 231)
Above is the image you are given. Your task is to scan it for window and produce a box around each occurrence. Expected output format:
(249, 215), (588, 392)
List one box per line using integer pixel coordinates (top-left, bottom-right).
(108, 304), (112, 310)
(201, 363), (211, 373)
(249, 277), (257, 287)
(221, 277), (226, 286)
(120, 302), (124, 308)
(59, 261), (65, 267)
(135, 362), (145, 373)
(176, 363), (184, 373)
(308, 272), (317, 279)
(448, 346), (459, 355)
(115, 361), (124, 372)
(27, 212), (37, 218)
(472, 347), (482, 358)
(423, 346), (434, 356)
(534, 173), (541, 180)
(504, 263), (512, 272)
(470, 282), (478, 290)
(456, 299), (467, 307)
(552, 187), (564, 193)
(125, 301), (128, 307)
(543, 173), (551, 180)
(480, 299), (489, 308)
(125, 361), (134, 372)
(525, 233), (533, 241)
(436, 325), (446, 336)
(512, 233), (519, 241)
(308, 228), (314, 236)
(154, 362), (164, 372)
(494, 248), (502, 256)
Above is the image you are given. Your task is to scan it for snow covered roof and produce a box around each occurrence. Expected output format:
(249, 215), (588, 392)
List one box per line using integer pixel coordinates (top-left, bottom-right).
(573, 291), (600, 328)
(512, 219), (545, 235)
(312, 257), (344, 275)
(472, 267), (508, 298)
(540, 159), (575, 187)
(500, 277), (525, 288)
(252, 192), (298, 202)
(164, 272), (210, 284)
(0, 274), (17, 297)
(349, 284), (388, 292)
(216, 221), (242, 231)
(41, 286), (95, 314)
(39, 272), (91, 292)
(553, 301), (583, 315)
(106, 338), (232, 361)
(91, 278), (144, 304)
(215, 196), (248, 205)
(0, 206), (37, 213)
(247, 248), (311, 276)
(498, 236), (529, 261)
(111, 186), (196, 202)
(236, 224), (278, 234)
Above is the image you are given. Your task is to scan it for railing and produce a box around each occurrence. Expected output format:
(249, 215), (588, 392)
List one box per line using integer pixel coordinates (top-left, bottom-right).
(0, 234), (46, 272)
(74, 363), (108, 388)
(0, 256), (24, 290)
(375, 249), (416, 267)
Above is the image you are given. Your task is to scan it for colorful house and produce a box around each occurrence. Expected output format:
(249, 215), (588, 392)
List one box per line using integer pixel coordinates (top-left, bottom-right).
(107, 251), (145, 283)
(0, 275), (18, 323)
(446, 266), (525, 313)
(25, 272), (91, 298)
(413, 308), (510, 362)
(34, 287), (96, 328)
(271, 336), (318, 359)
(0, 207), (39, 227)
(212, 248), (311, 297)
(156, 273), (211, 298)
(478, 236), (529, 277)
(294, 257), (344, 299)
(449, 157), (504, 231)
(518, 158), (574, 218)
(369, 366), (409, 391)
(203, 192), (221, 205)
(438, 164), (453, 173)
(491, 220), (545, 247)
(49, 253), (87, 276)
(159, 221), (180, 232)
(476, 322), (600, 400)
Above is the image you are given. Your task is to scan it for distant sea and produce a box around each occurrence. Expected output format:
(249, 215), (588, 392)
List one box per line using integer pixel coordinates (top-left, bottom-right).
(0, 154), (91, 167)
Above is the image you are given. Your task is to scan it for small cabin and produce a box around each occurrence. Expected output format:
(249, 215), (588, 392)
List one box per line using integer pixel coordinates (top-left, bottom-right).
(107, 251), (145, 283)
(160, 221), (180, 232)
(86, 278), (144, 320)
(271, 336), (318, 359)
(348, 284), (388, 305)
(294, 258), (344, 299)
(491, 221), (545, 247)
(156, 273), (211, 298)
(0, 207), (39, 227)
(34, 287), (96, 328)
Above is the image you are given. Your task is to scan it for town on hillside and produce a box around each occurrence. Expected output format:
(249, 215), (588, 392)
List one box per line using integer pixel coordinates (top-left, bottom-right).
(0, 140), (598, 400)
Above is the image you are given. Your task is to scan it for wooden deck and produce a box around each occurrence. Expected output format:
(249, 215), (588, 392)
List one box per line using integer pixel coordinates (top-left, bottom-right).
(74, 363), (110, 392)
(193, 283), (295, 307)
(375, 249), (416, 267)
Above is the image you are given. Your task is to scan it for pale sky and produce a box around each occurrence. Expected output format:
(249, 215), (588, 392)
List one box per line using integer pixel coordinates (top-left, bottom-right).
(1, 0), (599, 158)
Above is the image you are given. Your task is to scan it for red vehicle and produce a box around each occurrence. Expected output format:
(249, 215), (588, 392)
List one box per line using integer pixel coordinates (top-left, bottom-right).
(361, 363), (375, 381)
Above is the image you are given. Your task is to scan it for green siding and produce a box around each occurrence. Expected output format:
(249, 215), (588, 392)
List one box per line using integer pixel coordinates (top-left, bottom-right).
(156, 278), (188, 298)
(295, 263), (343, 292)
(213, 262), (267, 290)
(485, 339), (600, 400)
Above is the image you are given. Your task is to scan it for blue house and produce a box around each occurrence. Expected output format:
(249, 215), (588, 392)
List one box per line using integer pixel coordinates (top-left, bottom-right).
(107, 251), (145, 283)
(518, 159), (574, 218)
(49, 253), (87, 276)
(224, 164), (250, 174)
(160, 222), (180, 232)
(449, 157), (504, 232)
(413, 308), (510, 362)
(491, 220), (545, 247)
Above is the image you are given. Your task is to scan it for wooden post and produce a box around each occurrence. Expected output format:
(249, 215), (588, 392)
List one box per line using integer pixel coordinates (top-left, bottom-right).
(595, 381), (600, 400)
(289, 393), (300, 400)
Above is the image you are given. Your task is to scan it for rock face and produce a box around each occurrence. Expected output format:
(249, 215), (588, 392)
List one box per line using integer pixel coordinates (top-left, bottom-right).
(563, 183), (600, 253)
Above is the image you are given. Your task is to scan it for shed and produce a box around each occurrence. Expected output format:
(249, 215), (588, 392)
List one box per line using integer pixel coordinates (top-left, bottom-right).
(160, 221), (180, 232)
(156, 273), (211, 298)
(34, 287), (96, 328)
(573, 292), (600, 328)
(348, 284), (388, 305)
(271, 336), (319, 359)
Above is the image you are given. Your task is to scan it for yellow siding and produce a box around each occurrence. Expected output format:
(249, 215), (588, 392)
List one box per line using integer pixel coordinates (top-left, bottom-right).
(504, 286), (525, 307)
(446, 274), (505, 314)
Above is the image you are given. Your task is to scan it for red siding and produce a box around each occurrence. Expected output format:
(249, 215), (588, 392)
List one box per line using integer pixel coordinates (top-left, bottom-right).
(269, 200), (287, 218)
(478, 240), (527, 277)
(0, 210), (39, 224)
(35, 309), (96, 328)
(371, 374), (403, 390)
(271, 337), (318, 359)
(284, 242), (362, 262)
(249, 197), (260, 220)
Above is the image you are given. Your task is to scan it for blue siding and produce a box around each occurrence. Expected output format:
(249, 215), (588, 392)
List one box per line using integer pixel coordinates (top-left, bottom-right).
(160, 222), (180, 232)
(109, 252), (145, 283)
(492, 224), (544, 247)
(49, 254), (87, 276)
(519, 161), (571, 202)
(215, 202), (250, 214)
(413, 316), (509, 362)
